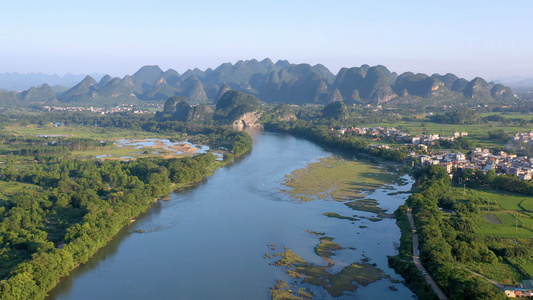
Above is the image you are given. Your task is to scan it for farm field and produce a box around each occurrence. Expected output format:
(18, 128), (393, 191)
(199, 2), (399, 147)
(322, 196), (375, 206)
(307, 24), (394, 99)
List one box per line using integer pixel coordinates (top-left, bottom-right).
(469, 188), (533, 211)
(2, 123), (182, 140)
(455, 186), (533, 278)
(462, 187), (533, 239)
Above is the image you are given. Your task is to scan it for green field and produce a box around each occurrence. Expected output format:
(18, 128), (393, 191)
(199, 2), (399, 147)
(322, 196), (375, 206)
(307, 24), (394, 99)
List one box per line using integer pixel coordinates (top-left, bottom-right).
(521, 200), (533, 212)
(475, 211), (533, 239)
(448, 186), (533, 279)
(521, 263), (533, 277)
(0, 181), (42, 201)
(466, 188), (533, 211)
(480, 112), (533, 121)
(468, 186), (533, 239)
(3, 123), (170, 140)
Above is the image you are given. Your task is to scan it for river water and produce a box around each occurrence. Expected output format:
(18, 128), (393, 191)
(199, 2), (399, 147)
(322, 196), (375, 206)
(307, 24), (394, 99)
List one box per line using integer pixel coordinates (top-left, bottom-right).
(47, 129), (415, 299)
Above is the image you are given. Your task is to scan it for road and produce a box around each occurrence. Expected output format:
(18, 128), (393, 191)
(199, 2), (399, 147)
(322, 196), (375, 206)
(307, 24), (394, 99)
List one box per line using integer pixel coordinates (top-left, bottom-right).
(407, 207), (448, 300)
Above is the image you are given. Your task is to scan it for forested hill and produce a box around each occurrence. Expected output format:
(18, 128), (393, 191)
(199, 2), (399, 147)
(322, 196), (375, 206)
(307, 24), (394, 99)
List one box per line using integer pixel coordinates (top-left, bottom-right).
(0, 59), (515, 107)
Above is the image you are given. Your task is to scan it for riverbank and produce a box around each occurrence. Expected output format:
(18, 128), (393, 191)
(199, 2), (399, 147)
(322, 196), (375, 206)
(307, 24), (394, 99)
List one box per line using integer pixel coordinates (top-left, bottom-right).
(45, 130), (415, 300)
(0, 130), (252, 300)
(388, 165), (508, 300)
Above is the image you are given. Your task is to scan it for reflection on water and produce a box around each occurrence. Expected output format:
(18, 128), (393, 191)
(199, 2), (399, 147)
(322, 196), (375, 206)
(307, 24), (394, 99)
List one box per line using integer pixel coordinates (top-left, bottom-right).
(47, 130), (415, 300)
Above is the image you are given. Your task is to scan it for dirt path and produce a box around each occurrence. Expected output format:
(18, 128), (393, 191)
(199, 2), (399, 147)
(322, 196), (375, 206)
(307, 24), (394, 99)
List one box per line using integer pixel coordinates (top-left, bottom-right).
(469, 270), (505, 290)
(407, 208), (448, 300)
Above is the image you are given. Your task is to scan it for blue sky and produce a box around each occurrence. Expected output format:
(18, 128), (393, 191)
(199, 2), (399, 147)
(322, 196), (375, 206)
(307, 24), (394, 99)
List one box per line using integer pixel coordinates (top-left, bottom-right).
(1, 0), (531, 80)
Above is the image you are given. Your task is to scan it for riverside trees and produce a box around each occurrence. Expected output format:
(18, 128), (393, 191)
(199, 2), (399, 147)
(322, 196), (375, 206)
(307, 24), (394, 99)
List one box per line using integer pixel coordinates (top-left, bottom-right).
(0, 152), (234, 299)
(0, 112), (252, 299)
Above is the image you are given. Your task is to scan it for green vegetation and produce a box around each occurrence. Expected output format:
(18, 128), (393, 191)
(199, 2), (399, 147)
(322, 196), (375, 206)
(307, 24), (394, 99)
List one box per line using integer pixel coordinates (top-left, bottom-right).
(314, 236), (342, 260)
(322, 101), (348, 120)
(263, 104), (533, 298)
(430, 108), (483, 125)
(345, 198), (390, 217)
(388, 165), (523, 300)
(468, 262), (522, 285)
(270, 280), (314, 300)
(270, 240), (385, 298)
(3, 83), (533, 299)
(322, 212), (359, 221)
(0, 112), (253, 300)
(282, 156), (397, 202)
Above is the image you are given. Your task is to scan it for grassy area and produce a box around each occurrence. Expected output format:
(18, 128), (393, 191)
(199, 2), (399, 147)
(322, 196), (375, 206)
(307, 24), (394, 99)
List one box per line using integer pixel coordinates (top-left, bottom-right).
(466, 188), (533, 212)
(474, 211), (533, 239)
(520, 262), (533, 277)
(322, 212), (359, 221)
(432, 185), (533, 282)
(272, 248), (306, 267)
(270, 280), (313, 300)
(480, 112), (533, 121)
(3, 123), (169, 140)
(468, 261), (523, 285)
(282, 156), (397, 202)
(462, 186), (533, 239)
(345, 198), (390, 216)
(314, 236), (342, 260)
(521, 201), (533, 212)
(448, 186), (533, 281)
(0, 181), (42, 201)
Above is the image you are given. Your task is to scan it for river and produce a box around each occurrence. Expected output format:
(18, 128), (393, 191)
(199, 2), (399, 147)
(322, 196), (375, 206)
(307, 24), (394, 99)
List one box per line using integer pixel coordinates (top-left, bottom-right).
(47, 129), (415, 299)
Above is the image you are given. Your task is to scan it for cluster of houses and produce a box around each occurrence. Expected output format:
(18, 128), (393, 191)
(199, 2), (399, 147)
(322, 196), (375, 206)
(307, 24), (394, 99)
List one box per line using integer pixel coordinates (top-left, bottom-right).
(512, 131), (533, 144)
(415, 148), (533, 180)
(504, 280), (533, 297)
(336, 126), (468, 146)
(335, 127), (533, 180)
(338, 126), (410, 141)
(42, 104), (155, 114)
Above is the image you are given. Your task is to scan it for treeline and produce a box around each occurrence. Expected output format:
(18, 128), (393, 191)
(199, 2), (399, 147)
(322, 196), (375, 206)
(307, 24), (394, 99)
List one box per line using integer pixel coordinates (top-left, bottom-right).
(459, 168), (533, 195)
(430, 108), (532, 127)
(265, 121), (410, 162)
(0, 112), (251, 157)
(0, 136), (106, 149)
(0, 150), (248, 299)
(0, 136), (107, 156)
(0, 113), (253, 299)
(389, 165), (508, 300)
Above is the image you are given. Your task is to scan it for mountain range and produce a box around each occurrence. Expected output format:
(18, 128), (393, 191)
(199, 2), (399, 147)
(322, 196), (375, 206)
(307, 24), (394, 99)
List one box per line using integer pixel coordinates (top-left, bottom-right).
(0, 59), (516, 107)
(0, 72), (104, 91)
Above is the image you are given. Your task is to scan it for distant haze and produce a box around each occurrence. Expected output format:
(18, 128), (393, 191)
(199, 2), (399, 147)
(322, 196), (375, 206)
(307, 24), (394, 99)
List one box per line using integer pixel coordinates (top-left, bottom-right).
(1, 1), (532, 80)
(0, 73), (104, 91)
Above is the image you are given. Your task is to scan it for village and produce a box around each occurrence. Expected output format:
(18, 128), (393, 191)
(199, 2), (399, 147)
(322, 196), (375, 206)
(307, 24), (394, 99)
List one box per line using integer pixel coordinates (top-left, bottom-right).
(335, 126), (533, 180)
(41, 103), (160, 114)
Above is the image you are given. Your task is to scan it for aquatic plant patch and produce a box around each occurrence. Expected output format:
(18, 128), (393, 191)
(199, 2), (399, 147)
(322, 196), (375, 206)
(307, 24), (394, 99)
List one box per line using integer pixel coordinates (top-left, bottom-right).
(282, 156), (396, 202)
(268, 238), (385, 298)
